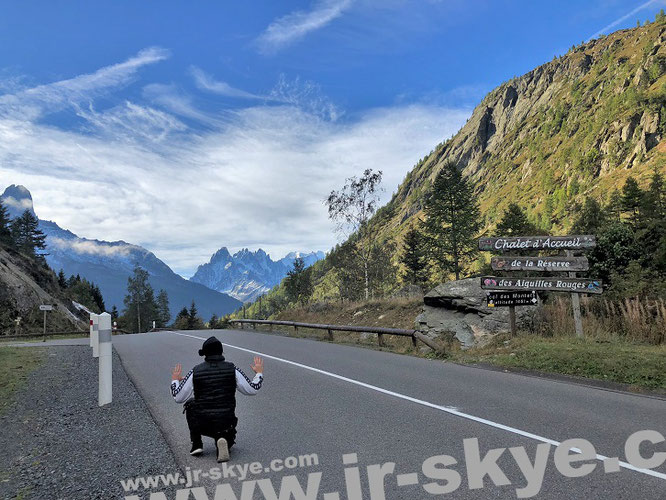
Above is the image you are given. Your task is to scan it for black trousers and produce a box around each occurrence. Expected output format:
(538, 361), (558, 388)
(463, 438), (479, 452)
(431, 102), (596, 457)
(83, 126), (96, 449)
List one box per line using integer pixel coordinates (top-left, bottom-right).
(185, 402), (238, 448)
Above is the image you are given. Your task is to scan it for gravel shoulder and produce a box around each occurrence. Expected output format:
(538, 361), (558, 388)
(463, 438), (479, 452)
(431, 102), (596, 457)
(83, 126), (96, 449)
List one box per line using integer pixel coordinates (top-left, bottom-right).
(0, 345), (181, 499)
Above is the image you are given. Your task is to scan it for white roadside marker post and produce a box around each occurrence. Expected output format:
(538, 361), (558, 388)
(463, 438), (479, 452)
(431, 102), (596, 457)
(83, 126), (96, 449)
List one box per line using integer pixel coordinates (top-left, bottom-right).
(90, 313), (99, 358)
(98, 312), (113, 406)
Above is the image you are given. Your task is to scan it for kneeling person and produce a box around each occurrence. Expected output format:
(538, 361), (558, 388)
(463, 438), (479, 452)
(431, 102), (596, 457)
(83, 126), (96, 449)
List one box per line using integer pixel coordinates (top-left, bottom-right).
(170, 336), (264, 462)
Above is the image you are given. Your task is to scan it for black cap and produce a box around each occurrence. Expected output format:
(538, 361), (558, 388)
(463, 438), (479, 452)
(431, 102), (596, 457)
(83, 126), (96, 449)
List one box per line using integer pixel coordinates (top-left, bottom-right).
(199, 336), (223, 356)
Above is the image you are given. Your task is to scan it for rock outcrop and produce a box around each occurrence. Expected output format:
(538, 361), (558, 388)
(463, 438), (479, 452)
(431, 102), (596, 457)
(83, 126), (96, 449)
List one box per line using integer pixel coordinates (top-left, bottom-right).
(415, 279), (533, 348)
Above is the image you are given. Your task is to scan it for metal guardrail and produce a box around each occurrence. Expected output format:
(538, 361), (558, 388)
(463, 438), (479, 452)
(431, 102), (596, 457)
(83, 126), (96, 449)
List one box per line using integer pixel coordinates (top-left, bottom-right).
(228, 319), (444, 352)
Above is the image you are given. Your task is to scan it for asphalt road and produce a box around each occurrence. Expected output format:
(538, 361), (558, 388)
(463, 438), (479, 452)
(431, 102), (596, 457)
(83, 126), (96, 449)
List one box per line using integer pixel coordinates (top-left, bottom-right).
(113, 329), (666, 499)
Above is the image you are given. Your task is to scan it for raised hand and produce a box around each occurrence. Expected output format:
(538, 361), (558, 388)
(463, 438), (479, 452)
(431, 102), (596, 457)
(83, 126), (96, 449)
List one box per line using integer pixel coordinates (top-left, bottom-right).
(251, 356), (264, 374)
(172, 363), (183, 381)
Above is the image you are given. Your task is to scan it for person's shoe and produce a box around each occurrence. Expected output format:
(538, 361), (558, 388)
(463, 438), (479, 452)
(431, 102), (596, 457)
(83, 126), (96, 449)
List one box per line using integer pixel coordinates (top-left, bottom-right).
(190, 443), (204, 456)
(216, 437), (230, 463)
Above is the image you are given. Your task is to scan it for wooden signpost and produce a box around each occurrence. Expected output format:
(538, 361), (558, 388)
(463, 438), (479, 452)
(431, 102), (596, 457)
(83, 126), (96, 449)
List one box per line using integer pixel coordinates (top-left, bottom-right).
(479, 234), (602, 337)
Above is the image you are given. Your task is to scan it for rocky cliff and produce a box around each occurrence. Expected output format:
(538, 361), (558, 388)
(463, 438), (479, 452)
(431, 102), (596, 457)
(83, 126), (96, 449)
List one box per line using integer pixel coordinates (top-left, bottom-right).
(382, 21), (666, 238)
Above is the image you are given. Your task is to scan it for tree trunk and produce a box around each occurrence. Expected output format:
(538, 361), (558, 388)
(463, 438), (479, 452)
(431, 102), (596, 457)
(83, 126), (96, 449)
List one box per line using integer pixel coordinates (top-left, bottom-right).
(364, 259), (369, 300)
(137, 302), (141, 334)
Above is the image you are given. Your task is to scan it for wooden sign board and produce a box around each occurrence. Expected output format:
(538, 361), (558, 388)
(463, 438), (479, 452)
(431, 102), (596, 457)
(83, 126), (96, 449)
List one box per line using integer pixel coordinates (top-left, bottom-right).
(481, 276), (603, 294)
(491, 256), (589, 272)
(479, 235), (596, 252)
(487, 291), (538, 307)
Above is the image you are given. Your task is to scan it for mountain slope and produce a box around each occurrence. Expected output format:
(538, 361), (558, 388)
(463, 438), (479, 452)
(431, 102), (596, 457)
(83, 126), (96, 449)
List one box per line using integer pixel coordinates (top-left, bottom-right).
(0, 244), (85, 334)
(190, 247), (325, 302)
(1, 185), (242, 319)
(382, 21), (666, 241)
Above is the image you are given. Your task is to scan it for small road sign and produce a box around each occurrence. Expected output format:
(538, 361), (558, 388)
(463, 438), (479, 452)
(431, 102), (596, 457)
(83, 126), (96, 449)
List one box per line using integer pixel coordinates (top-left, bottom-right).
(487, 291), (538, 307)
(481, 276), (603, 294)
(491, 256), (589, 272)
(479, 235), (596, 251)
(39, 304), (54, 311)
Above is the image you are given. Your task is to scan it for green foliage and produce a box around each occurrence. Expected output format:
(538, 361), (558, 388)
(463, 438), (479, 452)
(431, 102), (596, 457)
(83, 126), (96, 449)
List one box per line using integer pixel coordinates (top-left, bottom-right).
(156, 289), (171, 327)
(63, 273), (106, 313)
(423, 162), (481, 280)
(495, 203), (535, 236)
(399, 225), (428, 287)
(121, 265), (158, 333)
(285, 257), (313, 305)
(0, 200), (12, 246)
(621, 176), (643, 226)
(57, 269), (67, 289)
(572, 197), (605, 234)
(9, 210), (45, 257)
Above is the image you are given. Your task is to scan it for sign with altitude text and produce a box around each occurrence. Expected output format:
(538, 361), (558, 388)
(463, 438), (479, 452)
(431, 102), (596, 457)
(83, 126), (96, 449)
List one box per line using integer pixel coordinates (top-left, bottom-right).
(39, 304), (54, 311)
(481, 276), (603, 294)
(486, 291), (538, 307)
(478, 235), (596, 252)
(491, 256), (589, 272)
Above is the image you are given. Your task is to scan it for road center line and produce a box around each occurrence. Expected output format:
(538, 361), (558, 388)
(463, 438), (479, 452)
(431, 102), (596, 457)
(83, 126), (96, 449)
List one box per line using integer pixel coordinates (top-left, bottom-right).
(171, 331), (666, 481)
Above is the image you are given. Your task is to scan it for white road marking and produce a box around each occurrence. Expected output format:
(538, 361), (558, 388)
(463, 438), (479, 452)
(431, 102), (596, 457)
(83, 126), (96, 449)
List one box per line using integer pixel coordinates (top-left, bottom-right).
(171, 331), (666, 481)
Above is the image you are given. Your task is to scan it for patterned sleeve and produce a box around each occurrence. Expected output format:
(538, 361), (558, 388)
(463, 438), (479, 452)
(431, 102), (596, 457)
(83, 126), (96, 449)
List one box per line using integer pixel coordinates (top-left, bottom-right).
(170, 369), (194, 404)
(235, 367), (263, 396)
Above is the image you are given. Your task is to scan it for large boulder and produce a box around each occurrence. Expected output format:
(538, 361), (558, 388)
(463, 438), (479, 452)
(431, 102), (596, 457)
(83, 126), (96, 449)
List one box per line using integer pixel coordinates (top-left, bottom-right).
(415, 278), (533, 348)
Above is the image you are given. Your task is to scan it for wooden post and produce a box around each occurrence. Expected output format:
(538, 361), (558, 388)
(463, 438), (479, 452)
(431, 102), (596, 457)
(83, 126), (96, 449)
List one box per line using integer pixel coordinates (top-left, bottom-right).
(252, 322), (256, 330)
(509, 305), (517, 337)
(567, 250), (584, 338)
(377, 333), (385, 347)
(43, 310), (47, 342)
(411, 334), (418, 348)
(294, 325), (298, 335)
(327, 329), (333, 341)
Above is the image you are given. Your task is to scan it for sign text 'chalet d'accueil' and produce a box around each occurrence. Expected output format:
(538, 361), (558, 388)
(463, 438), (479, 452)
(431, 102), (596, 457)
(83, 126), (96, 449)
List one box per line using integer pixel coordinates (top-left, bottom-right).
(478, 235), (596, 251)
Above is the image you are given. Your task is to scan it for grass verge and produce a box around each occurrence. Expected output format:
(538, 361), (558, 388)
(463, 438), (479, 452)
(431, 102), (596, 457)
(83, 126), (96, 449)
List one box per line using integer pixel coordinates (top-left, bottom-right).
(0, 347), (45, 414)
(451, 335), (666, 391)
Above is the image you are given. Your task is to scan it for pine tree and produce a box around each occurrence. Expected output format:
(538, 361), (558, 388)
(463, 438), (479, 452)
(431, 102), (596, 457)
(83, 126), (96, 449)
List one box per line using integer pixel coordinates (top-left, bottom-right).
(111, 305), (119, 321)
(187, 301), (200, 330)
(495, 203), (534, 236)
(91, 284), (105, 312)
(644, 169), (665, 223)
(58, 269), (68, 288)
(621, 176), (643, 226)
(400, 226), (428, 287)
(0, 200), (12, 246)
(572, 197), (605, 234)
(10, 210), (46, 256)
(122, 265), (157, 333)
(209, 314), (219, 329)
(423, 162), (481, 280)
(156, 289), (171, 327)
(285, 257), (313, 304)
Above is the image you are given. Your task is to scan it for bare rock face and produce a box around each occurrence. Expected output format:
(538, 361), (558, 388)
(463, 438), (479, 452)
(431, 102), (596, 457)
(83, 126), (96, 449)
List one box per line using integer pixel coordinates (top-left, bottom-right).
(415, 279), (533, 348)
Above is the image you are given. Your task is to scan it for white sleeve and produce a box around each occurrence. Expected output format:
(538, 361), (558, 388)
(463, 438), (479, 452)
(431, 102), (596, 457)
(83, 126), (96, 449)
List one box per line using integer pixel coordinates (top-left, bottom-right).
(236, 367), (263, 396)
(170, 369), (194, 404)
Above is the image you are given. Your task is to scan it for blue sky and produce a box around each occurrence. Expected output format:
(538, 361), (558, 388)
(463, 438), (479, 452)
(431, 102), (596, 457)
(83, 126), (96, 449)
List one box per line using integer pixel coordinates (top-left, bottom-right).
(1, 0), (664, 276)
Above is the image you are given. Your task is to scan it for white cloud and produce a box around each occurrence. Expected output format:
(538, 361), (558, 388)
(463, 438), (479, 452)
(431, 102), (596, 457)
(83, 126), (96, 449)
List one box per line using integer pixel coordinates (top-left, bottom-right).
(2, 195), (33, 211)
(191, 67), (266, 100)
(0, 51), (470, 277)
(589, 0), (663, 40)
(256, 0), (353, 54)
(49, 237), (132, 257)
(0, 47), (169, 120)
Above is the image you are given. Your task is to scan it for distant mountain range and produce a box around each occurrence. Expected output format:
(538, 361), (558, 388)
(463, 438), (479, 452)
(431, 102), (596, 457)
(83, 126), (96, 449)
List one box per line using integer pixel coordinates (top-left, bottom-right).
(190, 248), (325, 302)
(1, 185), (242, 320)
